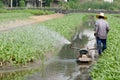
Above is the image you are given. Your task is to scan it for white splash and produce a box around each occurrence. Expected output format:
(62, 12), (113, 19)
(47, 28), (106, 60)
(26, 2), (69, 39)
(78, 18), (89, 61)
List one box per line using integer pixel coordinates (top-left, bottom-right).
(39, 26), (71, 45)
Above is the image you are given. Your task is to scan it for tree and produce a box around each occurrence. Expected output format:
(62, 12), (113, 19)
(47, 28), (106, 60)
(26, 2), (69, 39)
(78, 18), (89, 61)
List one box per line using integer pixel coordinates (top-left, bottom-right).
(45, 0), (53, 6)
(19, 0), (25, 7)
(0, 0), (4, 8)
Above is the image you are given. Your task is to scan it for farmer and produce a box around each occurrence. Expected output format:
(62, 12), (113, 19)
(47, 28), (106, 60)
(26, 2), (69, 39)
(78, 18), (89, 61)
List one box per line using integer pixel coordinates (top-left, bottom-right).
(94, 12), (110, 55)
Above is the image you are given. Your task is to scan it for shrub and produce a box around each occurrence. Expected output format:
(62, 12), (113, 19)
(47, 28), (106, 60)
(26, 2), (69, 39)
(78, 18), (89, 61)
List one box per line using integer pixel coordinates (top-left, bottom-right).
(61, 0), (120, 10)
(19, 0), (25, 7)
(0, 9), (55, 15)
(0, 0), (3, 8)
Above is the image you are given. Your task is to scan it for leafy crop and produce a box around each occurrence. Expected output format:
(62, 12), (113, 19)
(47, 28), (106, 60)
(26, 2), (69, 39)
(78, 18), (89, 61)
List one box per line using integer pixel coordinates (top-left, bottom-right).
(90, 14), (120, 80)
(40, 13), (85, 40)
(0, 13), (32, 25)
(0, 9), (55, 15)
(0, 13), (86, 66)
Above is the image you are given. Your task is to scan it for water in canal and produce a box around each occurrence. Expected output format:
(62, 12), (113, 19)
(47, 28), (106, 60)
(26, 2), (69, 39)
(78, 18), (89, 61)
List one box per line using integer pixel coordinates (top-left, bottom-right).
(25, 24), (96, 80)
(0, 16), (98, 80)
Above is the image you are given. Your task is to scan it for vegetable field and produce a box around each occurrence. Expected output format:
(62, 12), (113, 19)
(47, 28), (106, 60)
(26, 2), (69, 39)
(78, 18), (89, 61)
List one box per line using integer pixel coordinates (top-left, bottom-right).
(0, 12), (120, 80)
(0, 13), (85, 66)
(40, 13), (85, 40)
(91, 14), (120, 80)
(0, 13), (32, 25)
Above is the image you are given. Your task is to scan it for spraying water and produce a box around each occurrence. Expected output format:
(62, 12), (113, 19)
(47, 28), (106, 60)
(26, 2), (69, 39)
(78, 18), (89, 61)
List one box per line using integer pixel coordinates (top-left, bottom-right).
(37, 26), (71, 45)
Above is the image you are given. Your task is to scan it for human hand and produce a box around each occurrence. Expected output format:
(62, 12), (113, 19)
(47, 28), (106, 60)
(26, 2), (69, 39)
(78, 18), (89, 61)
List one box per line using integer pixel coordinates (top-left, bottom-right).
(94, 33), (97, 36)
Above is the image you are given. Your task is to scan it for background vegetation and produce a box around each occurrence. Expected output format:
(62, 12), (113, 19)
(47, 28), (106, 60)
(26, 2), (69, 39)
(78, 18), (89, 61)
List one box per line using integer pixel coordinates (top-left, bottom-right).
(0, 13), (32, 27)
(1, 0), (120, 10)
(19, 0), (25, 7)
(0, 0), (3, 8)
(0, 9), (55, 15)
(62, 0), (120, 10)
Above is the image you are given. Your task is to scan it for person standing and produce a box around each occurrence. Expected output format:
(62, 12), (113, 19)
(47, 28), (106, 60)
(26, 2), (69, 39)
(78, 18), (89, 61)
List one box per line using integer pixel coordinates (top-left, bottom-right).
(94, 12), (110, 55)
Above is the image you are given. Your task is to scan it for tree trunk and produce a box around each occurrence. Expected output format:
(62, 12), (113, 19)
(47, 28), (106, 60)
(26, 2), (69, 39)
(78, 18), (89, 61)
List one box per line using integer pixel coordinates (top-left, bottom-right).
(41, 0), (42, 7)
(10, 0), (13, 8)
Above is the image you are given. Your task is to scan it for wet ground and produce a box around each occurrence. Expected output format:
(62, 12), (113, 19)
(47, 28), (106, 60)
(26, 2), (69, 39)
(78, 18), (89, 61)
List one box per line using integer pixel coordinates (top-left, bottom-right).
(24, 25), (96, 80)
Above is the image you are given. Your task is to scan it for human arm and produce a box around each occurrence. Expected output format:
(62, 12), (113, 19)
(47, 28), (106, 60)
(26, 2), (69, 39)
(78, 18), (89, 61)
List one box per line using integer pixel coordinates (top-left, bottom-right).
(94, 21), (99, 36)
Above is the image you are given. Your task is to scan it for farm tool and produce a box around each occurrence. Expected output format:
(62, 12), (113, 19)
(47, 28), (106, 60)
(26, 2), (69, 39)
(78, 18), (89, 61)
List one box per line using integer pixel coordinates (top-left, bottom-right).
(71, 46), (95, 64)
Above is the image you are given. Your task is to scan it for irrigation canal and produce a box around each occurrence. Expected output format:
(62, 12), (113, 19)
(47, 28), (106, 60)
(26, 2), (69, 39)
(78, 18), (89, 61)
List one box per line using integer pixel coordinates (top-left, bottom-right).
(0, 16), (98, 80)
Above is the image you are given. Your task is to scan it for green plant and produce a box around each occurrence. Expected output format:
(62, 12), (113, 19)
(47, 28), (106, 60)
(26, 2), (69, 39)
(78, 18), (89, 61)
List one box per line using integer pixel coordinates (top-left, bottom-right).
(40, 13), (85, 40)
(0, 13), (86, 66)
(90, 14), (120, 80)
(19, 0), (25, 7)
(45, 0), (54, 6)
(0, 0), (3, 8)
(59, 0), (120, 10)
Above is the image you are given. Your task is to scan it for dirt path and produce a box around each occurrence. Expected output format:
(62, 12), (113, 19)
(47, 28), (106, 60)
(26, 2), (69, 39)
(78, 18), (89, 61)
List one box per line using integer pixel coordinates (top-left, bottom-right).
(0, 13), (64, 32)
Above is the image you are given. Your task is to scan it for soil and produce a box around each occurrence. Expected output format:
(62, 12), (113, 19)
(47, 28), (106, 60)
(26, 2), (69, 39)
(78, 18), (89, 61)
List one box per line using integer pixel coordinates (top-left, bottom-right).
(0, 13), (64, 32)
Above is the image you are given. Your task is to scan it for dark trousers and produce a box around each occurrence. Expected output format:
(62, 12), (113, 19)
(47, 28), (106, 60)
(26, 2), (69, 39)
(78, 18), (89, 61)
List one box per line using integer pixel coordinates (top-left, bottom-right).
(96, 37), (107, 55)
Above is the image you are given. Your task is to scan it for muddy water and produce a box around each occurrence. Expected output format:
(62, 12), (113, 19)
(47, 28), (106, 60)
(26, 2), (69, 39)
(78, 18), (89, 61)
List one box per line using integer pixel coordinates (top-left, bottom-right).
(0, 16), (97, 80)
(24, 22), (97, 80)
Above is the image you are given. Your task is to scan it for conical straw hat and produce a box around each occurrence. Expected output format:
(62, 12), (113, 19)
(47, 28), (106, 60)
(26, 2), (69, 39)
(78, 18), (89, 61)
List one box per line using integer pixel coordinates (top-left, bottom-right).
(96, 12), (107, 19)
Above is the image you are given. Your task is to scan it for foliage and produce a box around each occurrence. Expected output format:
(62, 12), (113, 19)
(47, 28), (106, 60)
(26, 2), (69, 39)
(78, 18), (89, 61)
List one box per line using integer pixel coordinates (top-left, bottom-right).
(0, 25), (54, 65)
(0, 9), (55, 15)
(1, 0), (120, 10)
(0, 13), (32, 25)
(24, 9), (54, 15)
(40, 13), (85, 40)
(90, 14), (120, 80)
(45, 0), (54, 6)
(0, 13), (85, 66)
(0, 0), (3, 8)
(79, 1), (120, 10)
(1, 12), (120, 80)
(19, 0), (25, 7)
(60, 0), (120, 10)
